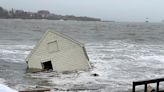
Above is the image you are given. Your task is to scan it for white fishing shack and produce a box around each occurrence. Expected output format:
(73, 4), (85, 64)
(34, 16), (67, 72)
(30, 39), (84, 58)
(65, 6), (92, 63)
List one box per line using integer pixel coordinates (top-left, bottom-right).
(26, 30), (90, 72)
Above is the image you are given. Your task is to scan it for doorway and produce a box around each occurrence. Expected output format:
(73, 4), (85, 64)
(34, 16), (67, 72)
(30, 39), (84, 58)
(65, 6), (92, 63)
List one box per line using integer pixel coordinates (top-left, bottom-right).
(42, 61), (53, 70)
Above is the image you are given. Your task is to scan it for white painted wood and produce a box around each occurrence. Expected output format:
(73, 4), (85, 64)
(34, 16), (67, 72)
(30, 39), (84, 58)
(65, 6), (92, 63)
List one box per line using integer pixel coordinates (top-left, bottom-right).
(26, 30), (90, 72)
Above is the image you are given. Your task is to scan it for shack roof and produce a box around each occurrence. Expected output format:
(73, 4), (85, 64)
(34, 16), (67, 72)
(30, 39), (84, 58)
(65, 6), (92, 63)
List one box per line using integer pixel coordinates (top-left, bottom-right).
(26, 29), (85, 61)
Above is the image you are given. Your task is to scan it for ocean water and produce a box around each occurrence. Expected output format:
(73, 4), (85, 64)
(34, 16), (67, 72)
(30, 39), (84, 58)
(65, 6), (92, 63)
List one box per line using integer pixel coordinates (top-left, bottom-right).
(1, 19), (164, 91)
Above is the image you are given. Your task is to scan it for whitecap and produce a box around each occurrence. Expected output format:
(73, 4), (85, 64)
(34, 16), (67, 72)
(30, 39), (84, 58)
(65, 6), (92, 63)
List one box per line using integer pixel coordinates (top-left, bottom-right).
(0, 78), (6, 84)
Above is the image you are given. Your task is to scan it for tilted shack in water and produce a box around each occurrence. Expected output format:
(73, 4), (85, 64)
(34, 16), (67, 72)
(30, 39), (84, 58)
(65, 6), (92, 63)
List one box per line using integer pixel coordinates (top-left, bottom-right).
(26, 30), (91, 72)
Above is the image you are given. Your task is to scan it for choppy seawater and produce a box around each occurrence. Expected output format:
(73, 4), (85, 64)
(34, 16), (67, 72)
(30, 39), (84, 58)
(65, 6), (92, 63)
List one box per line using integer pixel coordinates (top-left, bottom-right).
(1, 19), (164, 91)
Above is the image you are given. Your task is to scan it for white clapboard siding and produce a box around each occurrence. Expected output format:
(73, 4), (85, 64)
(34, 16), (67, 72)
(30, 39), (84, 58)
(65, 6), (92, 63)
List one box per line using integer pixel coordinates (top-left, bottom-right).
(26, 30), (90, 72)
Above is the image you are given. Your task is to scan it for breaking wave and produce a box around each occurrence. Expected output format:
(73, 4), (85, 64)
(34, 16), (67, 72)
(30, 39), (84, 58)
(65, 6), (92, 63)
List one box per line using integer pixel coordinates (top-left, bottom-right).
(0, 78), (6, 84)
(23, 40), (164, 91)
(0, 45), (33, 63)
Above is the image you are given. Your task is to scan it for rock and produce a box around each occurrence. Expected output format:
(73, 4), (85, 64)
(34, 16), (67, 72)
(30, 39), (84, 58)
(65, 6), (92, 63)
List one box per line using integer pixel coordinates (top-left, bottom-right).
(91, 73), (99, 77)
(147, 84), (155, 92)
(0, 84), (17, 92)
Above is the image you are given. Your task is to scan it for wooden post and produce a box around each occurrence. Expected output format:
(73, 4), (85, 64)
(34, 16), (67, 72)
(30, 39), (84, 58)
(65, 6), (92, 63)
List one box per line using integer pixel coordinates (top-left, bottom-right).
(157, 81), (159, 92)
(144, 84), (147, 92)
(133, 78), (164, 92)
(132, 82), (135, 92)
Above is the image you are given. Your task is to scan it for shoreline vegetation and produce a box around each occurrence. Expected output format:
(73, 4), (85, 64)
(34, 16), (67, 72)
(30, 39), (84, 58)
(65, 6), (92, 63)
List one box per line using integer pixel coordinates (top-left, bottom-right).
(0, 6), (101, 21)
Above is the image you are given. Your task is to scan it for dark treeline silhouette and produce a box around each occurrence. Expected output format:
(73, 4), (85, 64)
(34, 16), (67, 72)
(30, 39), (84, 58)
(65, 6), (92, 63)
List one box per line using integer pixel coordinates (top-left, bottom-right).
(0, 6), (101, 21)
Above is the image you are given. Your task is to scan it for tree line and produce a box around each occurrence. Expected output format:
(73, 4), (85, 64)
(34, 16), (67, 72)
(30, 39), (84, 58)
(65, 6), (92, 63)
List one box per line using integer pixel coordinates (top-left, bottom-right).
(0, 6), (101, 21)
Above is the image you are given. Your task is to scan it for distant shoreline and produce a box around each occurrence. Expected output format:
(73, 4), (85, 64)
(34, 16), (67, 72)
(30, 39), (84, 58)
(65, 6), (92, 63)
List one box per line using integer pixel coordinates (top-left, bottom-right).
(0, 18), (100, 22)
(0, 6), (101, 21)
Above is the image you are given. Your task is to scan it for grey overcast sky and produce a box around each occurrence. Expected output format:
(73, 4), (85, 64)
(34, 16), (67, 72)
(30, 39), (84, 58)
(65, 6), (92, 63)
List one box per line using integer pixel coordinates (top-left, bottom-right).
(1, 0), (164, 22)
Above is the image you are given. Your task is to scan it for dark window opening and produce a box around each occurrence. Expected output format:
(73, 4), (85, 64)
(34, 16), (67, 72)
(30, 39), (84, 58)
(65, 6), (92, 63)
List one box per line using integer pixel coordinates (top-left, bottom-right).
(42, 61), (53, 70)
